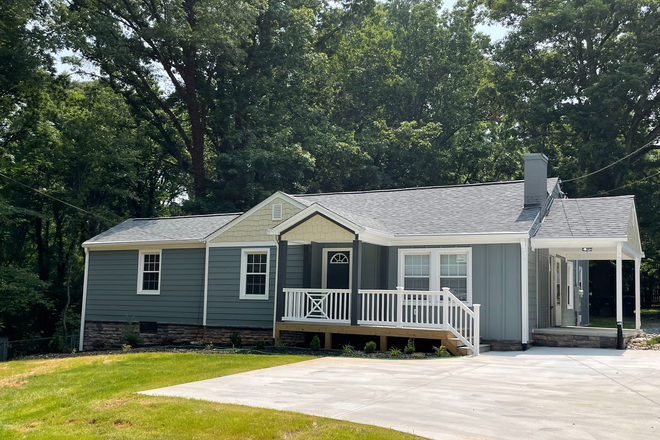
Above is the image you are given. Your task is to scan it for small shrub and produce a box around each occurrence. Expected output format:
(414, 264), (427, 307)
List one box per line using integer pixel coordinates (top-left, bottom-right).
(121, 318), (142, 346)
(364, 341), (377, 353)
(71, 348), (76, 355)
(310, 335), (321, 351)
(647, 336), (660, 346)
(229, 331), (242, 348)
(275, 342), (286, 351)
(205, 342), (215, 350)
(411, 352), (425, 359)
(404, 338), (415, 354)
(342, 344), (355, 354)
(432, 345), (451, 357)
(255, 338), (266, 350)
(121, 344), (131, 352)
(389, 347), (402, 356)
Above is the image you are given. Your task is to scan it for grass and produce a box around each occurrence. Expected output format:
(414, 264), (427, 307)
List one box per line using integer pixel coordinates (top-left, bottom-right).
(588, 308), (660, 329)
(0, 352), (423, 439)
(647, 336), (660, 346)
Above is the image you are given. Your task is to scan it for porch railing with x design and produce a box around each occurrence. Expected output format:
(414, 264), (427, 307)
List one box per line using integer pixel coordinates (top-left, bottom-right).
(282, 289), (351, 324)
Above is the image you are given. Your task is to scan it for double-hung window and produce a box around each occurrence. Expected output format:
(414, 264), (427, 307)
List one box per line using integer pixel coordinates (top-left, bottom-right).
(138, 250), (162, 295)
(240, 249), (270, 299)
(399, 248), (472, 303)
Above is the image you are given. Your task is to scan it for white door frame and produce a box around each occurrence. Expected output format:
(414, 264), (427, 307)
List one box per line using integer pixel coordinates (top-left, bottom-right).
(567, 261), (574, 312)
(321, 248), (352, 289)
(551, 256), (562, 326)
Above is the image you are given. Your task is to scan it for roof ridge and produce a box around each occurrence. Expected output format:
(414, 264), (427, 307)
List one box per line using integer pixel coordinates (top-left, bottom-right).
(291, 178), (562, 198)
(132, 213), (243, 221)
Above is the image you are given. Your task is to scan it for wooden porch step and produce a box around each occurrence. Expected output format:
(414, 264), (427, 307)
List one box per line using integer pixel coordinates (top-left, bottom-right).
(458, 344), (491, 355)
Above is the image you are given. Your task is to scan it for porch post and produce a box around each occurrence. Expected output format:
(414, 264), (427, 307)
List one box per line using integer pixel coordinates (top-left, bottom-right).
(351, 238), (362, 326)
(616, 242), (623, 325)
(276, 239), (288, 323)
(520, 238), (529, 347)
(635, 257), (641, 330)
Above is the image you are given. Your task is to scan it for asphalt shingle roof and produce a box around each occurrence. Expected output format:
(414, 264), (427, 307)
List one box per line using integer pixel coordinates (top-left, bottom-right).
(535, 196), (634, 238)
(84, 213), (241, 245)
(289, 178), (560, 236)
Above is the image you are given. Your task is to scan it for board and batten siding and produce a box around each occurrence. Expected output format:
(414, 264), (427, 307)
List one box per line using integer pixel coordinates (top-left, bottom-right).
(85, 249), (205, 325)
(206, 246), (276, 328)
(386, 243), (523, 341)
(537, 249), (550, 328)
(528, 247), (538, 340)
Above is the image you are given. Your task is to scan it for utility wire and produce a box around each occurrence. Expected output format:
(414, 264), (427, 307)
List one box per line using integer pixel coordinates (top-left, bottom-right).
(0, 171), (115, 225)
(561, 138), (659, 184)
(584, 169), (660, 198)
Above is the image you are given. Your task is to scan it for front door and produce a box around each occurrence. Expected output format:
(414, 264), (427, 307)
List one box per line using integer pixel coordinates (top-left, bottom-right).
(324, 250), (351, 289)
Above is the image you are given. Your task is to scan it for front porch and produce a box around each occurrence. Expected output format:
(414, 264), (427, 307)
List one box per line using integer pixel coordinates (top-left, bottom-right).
(274, 287), (482, 355)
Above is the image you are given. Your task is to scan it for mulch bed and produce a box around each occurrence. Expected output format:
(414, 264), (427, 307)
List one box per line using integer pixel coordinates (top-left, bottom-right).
(627, 331), (660, 350)
(19, 345), (449, 361)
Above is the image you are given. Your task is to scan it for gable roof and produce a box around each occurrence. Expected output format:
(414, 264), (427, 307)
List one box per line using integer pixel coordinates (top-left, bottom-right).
(282, 178), (560, 237)
(535, 196), (634, 239)
(84, 213), (241, 246)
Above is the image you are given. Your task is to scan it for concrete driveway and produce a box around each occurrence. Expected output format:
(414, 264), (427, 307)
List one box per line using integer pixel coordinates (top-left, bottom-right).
(141, 347), (660, 440)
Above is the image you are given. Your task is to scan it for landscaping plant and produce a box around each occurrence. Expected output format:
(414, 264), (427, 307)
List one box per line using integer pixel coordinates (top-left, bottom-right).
(229, 331), (242, 348)
(310, 335), (321, 351)
(389, 347), (402, 356)
(342, 344), (355, 354)
(404, 339), (415, 354)
(255, 338), (266, 350)
(364, 341), (377, 353)
(432, 345), (450, 357)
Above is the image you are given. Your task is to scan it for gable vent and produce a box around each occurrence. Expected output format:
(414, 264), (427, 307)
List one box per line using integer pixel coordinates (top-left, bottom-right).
(272, 203), (283, 221)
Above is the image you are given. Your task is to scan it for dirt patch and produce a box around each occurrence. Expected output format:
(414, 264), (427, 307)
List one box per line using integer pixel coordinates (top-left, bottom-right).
(20, 421), (43, 431)
(113, 419), (132, 428)
(102, 399), (127, 409)
(6, 380), (27, 387)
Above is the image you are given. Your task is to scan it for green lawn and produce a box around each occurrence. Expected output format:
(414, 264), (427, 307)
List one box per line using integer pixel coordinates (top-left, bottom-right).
(588, 308), (660, 329)
(0, 352), (423, 439)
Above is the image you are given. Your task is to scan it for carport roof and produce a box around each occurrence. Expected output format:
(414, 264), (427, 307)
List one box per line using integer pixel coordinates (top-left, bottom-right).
(535, 196), (634, 239)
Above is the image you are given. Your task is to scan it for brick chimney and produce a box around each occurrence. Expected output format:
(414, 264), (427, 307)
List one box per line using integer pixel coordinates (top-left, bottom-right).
(524, 153), (548, 209)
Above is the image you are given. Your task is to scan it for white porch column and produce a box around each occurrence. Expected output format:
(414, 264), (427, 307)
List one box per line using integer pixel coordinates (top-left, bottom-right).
(520, 238), (529, 345)
(616, 242), (623, 324)
(635, 257), (641, 330)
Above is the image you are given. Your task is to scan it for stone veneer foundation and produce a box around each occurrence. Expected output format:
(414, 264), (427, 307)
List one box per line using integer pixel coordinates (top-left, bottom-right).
(532, 331), (637, 349)
(83, 321), (305, 351)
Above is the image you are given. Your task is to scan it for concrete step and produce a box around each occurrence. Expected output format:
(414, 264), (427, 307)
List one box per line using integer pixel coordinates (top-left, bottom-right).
(458, 344), (491, 355)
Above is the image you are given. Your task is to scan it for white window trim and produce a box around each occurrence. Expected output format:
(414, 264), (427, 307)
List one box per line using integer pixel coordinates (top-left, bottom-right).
(272, 203), (283, 221)
(137, 250), (162, 295)
(397, 247), (473, 304)
(567, 261), (574, 309)
(321, 248), (352, 289)
(240, 248), (271, 300)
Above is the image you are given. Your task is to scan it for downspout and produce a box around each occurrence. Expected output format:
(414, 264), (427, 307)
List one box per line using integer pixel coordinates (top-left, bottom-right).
(203, 242), (210, 326)
(272, 236), (280, 339)
(520, 238), (529, 349)
(78, 248), (90, 352)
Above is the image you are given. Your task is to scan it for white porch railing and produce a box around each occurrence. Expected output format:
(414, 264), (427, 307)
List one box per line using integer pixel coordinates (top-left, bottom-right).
(283, 288), (351, 323)
(281, 287), (481, 355)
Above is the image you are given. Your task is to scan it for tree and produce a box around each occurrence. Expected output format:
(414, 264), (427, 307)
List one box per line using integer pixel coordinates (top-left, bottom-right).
(485, 0), (660, 194)
(60, 0), (268, 198)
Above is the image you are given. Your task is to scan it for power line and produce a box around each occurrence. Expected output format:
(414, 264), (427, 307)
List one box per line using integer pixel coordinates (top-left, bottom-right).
(584, 169), (660, 198)
(561, 139), (659, 184)
(0, 171), (115, 225)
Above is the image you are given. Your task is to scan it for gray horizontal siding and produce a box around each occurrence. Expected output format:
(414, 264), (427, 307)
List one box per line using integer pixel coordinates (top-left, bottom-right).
(206, 246), (276, 328)
(86, 248), (205, 325)
(286, 245), (304, 289)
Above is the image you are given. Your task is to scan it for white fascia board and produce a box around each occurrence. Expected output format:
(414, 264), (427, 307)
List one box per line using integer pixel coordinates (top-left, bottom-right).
(630, 202), (644, 255)
(622, 242), (644, 260)
(552, 250), (635, 261)
(83, 240), (205, 250)
(361, 232), (529, 247)
(204, 192), (306, 243)
(530, 236), (625, 250)
(208, 241), (277, 248)
(267, 204), (364, 236)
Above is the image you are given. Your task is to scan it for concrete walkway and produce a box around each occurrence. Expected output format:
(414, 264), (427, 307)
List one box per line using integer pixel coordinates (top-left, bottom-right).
(141, 347), (660, 440)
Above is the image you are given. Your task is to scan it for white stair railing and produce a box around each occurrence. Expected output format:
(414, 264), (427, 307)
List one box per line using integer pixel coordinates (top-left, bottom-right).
(358, 287), (481, 355)
(283, 289), (351, 323)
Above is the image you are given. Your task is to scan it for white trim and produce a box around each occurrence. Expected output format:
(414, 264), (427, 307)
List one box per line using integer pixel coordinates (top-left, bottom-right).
(321, 248), (352, 289)
(137, 250), (162, 295)
(361, 231), (529, 247)
(239, 248), (271, 300)
(83, 240), (205, 250)
(203, 244), (210, 326)
(206, 192), (305, 242)
(616, 242), (623, 323)
(531, 237), (626, 250)
(397, 247), (473, 304)
(272, 203), (283, 221)
(272, 239), (280, 339)
(521, 238), (529, 344)
(208, 241), (277, 248)
(635, 257), (641, 330)
(622, 242), (644, 259)
(268, 204), (364, 236)
(78, 248), (90, 352)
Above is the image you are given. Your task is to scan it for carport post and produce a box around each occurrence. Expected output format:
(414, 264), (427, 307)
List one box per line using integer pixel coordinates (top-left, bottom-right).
(635, 257), (641, 331)
(616, 242), (623, 325)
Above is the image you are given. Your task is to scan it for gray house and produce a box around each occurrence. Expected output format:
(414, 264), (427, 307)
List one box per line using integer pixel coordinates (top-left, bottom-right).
(79, 154), (644, 354)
